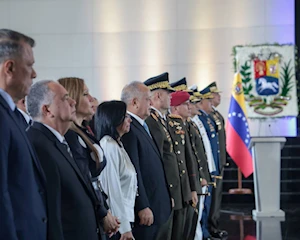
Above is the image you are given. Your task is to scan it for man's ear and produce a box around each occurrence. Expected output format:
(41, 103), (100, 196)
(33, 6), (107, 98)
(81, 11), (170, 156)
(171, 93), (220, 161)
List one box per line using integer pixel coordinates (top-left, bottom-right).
(42, 104), (51, 117)
(132, 97), (138, 108)
(3, 60), (15, 76)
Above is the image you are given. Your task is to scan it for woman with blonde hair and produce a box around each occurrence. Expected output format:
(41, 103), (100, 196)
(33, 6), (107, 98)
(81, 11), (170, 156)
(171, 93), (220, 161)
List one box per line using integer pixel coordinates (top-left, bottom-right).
(58, 77), (120, 238)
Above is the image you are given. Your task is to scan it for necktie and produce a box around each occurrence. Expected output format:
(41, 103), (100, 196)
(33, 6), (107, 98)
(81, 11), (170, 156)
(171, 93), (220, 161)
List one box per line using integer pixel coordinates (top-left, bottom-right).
(143, 122), (152, 137)
(62, 139), (73, 158)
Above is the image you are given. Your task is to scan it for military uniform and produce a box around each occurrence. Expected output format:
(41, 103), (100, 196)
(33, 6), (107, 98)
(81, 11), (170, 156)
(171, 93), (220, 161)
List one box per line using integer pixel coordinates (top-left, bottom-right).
(208, 108), (226, 234)
(197, 109), (219, 239)
(144, 73), (190, 240)
(146, 109), (184, 210)
(167, 113), (199, 240)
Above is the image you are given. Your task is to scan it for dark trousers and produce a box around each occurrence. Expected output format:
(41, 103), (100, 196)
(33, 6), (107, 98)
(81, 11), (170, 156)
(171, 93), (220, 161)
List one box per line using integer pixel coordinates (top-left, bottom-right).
(201, 186), (213, 238)
(156, 210), (174, 240)
(208, 175), (223, 231)
(133, 224), (159, 240)
(171, 206), (188, 240)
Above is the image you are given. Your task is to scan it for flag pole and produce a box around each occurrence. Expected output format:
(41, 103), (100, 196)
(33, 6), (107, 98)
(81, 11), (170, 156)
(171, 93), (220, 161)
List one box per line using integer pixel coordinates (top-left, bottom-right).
(229, 168), (252, 194)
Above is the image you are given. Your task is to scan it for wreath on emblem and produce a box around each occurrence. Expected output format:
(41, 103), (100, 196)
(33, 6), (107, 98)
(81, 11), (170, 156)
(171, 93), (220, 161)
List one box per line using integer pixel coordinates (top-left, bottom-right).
(232, 44), (298, 116)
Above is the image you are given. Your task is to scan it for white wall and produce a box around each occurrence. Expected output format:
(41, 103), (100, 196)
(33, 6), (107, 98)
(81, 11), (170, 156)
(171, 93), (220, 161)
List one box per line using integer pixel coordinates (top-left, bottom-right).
(0, 0), (294, 117)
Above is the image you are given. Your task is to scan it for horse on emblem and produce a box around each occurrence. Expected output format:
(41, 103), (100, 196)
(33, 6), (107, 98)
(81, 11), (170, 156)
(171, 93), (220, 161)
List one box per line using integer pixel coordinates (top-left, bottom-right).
(257, 77), (279, 92)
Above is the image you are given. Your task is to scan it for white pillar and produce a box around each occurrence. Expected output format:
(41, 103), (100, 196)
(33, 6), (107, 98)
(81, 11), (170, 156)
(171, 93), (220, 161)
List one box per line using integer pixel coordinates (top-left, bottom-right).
(250, 137), (286, 218)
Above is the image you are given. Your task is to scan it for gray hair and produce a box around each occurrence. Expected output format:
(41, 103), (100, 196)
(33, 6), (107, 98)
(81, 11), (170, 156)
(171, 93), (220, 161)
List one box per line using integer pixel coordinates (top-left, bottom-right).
(27, 80), (55, 120)
(120, 81), (145, 105)
(0, 29), (35, 64)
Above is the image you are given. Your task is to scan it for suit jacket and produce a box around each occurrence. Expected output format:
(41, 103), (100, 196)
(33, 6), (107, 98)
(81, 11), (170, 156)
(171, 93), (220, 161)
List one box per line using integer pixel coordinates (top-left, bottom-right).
(27, 122), (100, 240)
(146, 109), (183, 210)
(121, 117), (171, 226)
(186, 119), (212, 184)
(210, 109), (226, 170)
(0, 95), (47, 240)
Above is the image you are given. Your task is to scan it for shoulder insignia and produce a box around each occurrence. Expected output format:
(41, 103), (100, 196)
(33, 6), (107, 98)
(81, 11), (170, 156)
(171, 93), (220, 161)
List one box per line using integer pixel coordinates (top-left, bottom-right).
(168, 114), (182, 119)
(151, 112), (158, 121)
(168, 121), (174, 127)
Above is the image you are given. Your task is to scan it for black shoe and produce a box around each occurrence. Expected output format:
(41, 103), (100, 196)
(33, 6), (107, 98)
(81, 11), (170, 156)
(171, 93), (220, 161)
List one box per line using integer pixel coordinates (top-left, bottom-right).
(210, 229), (228, 239)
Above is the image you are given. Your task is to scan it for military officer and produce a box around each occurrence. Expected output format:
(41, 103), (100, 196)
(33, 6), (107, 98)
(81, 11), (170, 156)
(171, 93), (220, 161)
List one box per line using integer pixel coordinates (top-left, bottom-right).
(167, 90), (200, 239)
(206, 82), (228, 239)
(196, 86), (221, 240)
(144, 72), (190, 240)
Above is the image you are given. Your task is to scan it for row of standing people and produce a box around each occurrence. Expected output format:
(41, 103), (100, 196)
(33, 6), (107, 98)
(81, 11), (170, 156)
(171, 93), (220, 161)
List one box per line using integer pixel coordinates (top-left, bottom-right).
(0, 28), (226, 240)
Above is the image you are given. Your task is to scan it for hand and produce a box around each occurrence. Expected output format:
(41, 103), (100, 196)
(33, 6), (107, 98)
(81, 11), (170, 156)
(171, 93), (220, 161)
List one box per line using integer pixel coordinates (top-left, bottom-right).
(201, 178), (208, 186)
(171, 198), (175, 208)
(138, 207), (154, 226)
(120, 231), (134, 240)
(103, 211), (120, 234)
(191, 191), (198, 207)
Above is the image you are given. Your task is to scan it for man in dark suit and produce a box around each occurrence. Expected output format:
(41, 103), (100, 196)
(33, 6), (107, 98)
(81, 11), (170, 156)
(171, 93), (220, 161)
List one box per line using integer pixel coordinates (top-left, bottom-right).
(121, 81), (172, 240)
(0, 29), (47, 240)
(26, 80), (102, 240)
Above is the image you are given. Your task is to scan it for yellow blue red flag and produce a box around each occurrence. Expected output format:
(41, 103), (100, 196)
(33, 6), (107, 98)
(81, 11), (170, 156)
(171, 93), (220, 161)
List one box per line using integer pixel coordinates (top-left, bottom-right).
(226, 72), (253, 177)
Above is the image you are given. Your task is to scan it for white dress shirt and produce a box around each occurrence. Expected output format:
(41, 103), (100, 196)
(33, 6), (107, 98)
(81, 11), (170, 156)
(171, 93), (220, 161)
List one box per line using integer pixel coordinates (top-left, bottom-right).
(127, 111), (145, 126)
(99, 135), (137, 234)
(42, 123), (65, 143)
(17, 108), (32, 124)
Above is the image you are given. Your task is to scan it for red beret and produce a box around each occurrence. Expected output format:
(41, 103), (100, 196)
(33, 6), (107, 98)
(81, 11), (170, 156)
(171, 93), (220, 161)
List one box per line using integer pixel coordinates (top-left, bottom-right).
(170, 91), (190, 106)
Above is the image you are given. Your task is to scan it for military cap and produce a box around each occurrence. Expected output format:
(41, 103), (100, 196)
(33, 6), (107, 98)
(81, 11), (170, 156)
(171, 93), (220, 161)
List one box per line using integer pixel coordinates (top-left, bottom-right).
(206, 81), (222, 93)
(170, 78), (193, 93)
(199, 85), (214, 99)
(170, 91), (191, 106)
(188, 85), (202, 103)
(144, 72), (175, 92)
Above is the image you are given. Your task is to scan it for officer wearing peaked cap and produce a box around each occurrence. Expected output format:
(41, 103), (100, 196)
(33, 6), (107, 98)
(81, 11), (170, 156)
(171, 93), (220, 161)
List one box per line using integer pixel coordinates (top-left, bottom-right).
(170, 77), (193, 93)
(144, 72), (185, 240)
(206, 82), (228, 239)
(195, 86), (219, 240)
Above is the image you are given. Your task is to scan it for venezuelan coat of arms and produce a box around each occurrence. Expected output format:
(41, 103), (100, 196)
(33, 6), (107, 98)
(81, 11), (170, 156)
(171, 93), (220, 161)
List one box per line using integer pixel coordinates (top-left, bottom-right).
(233, 44), (298, 118)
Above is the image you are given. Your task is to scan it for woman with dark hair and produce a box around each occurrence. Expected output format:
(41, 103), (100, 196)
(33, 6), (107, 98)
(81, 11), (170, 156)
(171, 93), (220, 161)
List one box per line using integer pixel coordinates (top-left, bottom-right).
(95, 100), (137, 240)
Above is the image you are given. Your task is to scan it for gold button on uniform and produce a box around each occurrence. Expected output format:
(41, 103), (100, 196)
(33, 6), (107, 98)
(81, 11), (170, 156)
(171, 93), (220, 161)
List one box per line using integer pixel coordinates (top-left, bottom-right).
(169, 184), (173, 188)
(177, 150), (181, 154)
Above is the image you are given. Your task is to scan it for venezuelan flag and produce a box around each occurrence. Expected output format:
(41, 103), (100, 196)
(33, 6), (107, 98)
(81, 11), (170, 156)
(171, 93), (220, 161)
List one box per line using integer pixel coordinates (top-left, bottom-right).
(226, 72), (253, 178)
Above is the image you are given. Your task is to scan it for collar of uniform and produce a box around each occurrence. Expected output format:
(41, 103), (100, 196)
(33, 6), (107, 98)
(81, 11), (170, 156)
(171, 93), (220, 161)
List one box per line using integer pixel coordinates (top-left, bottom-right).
(151, 106), (166, 120)
(127, 111), (145, 126)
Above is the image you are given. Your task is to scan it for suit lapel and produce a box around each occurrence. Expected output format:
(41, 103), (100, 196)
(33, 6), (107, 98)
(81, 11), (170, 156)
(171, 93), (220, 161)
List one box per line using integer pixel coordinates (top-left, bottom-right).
(32, 122), (97, 201)
(0, 96), (47, 185)
(132, 118), (161, 158)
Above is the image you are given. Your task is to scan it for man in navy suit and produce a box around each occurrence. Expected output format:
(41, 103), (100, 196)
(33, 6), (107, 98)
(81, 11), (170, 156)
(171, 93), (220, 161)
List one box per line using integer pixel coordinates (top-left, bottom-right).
(121, 81), (172, 240)
(0, 29), (47, 239)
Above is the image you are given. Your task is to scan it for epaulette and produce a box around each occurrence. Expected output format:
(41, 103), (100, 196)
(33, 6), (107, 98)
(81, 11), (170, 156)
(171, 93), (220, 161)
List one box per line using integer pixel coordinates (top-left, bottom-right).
(168, 114), (182, 119)
(151, 112), (159, 122)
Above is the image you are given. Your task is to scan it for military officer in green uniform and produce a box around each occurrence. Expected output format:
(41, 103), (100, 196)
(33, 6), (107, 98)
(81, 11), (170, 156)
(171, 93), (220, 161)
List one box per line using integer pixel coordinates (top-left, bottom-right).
(168, 90), (200, 239)
(144, 73), (192, 240)
(206, 82), (228, 239)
